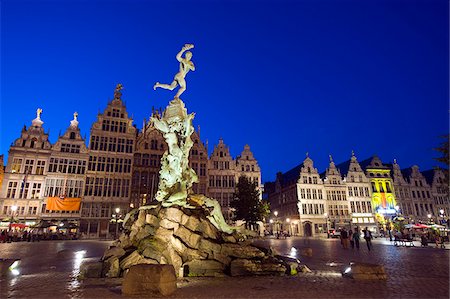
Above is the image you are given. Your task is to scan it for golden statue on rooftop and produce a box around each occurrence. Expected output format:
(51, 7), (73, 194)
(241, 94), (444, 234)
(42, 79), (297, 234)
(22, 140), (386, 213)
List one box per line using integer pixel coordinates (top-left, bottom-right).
(114, 83), (123, 99)
(36, 108), (43, 119)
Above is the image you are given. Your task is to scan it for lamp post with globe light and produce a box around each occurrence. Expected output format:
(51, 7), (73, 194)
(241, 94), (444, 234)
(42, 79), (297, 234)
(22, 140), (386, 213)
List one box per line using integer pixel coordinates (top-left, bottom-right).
(112, 207), (121, 239)
(11, 205), (18, 222)
(439, 209), (446, 226)
(9, 205), (18, 234)
(274, 211), (279, 237)
(286, 218), (290, 236)
(324, 212), (330, 238)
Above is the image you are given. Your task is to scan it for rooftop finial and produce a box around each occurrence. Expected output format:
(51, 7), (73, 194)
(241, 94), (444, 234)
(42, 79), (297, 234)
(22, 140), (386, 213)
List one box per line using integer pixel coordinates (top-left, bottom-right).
(70, 111), (79, 128)
(114, 83), (123, 99)
(351, 150), (355, 157)
(306, 152), (309, 158)
(329, 154), (333, 163)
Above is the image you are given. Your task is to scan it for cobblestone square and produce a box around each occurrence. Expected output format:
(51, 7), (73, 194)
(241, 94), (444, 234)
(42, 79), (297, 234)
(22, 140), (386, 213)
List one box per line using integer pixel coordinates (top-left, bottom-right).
(0, 238), (448, 298)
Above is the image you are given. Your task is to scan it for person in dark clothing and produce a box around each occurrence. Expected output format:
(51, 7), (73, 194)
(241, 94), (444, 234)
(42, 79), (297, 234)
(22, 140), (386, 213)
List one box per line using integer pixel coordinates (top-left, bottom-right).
(349, 229), (354, 249)
(363, 227), (373, 251)
(341, 228), (349, 249)
(353, 227), (360, 249)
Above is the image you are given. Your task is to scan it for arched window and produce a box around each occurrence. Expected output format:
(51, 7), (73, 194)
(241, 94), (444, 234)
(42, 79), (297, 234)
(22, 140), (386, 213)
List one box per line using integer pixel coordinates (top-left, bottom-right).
(308, 177), (312, 184)
(371, 182), (377, 192)
(70, 132), (76, 139)
(385, 182), (391, 193)
(378, 182), (384, 192)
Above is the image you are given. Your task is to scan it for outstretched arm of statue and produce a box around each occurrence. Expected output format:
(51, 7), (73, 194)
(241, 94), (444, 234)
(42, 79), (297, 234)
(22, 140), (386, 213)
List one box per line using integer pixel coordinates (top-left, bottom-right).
(176, 44), (194, 62)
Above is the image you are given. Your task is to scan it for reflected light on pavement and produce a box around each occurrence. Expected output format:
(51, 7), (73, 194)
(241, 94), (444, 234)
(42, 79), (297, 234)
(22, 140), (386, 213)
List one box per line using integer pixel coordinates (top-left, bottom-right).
(68, 250), (87, 291)
(288, 247), (297, 258)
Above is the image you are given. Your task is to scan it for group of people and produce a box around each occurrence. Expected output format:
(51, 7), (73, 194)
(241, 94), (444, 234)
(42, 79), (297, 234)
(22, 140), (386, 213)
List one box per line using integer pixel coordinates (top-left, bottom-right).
(0, 229), (42, 242)
(339, 226), (373, 251)
(387, 227), (446, 249)
(0, 228), (78, 242)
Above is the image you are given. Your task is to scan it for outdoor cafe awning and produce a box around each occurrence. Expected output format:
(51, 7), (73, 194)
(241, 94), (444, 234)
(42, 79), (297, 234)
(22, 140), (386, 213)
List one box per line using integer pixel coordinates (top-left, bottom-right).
(405, 224), (429, 229)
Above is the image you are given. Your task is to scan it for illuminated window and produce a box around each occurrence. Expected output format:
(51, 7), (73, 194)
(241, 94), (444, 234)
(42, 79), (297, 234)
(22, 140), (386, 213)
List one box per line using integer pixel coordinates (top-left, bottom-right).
(11, 158), (22, 173)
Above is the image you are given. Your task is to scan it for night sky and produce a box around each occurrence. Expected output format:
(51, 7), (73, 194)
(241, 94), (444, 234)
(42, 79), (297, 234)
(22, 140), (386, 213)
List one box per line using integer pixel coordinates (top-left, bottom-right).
(1, 0), (448, 183)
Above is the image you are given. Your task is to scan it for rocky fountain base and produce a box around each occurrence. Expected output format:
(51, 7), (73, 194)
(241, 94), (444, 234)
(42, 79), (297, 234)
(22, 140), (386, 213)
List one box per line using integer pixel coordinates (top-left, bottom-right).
(99, 199), (300, 278)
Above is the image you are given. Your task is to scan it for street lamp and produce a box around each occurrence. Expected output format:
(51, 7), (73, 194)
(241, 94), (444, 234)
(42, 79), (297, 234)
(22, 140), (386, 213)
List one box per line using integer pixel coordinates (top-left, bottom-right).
(114, 207), (121, 239)
(274, 211), (279, 236)
(293, 220), (299, 236)
(286, 218), (290, 236)
(11, 205), (18, 220)
(439, 209), (445, 225)
(324, 212), (330, 237)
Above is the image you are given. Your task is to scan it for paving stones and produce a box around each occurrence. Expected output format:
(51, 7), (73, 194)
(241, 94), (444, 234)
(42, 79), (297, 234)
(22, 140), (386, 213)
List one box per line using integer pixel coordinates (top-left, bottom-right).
(122, 264), (177, 296)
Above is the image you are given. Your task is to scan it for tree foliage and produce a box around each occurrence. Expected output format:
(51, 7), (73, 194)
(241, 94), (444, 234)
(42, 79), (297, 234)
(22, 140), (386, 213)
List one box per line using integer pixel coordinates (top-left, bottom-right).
(231, 176), (270, 225)
(433, 134), (449, 195)
(433, 134), (449, 168)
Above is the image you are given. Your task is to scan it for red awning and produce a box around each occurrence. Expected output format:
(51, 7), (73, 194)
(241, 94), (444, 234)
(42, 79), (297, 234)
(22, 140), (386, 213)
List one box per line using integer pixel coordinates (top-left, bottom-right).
(412, 224), (429, 229)
(10, 223), (27, 229)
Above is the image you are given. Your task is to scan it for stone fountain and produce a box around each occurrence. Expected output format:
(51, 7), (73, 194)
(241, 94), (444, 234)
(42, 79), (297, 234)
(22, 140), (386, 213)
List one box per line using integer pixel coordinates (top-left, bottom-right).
(98, 44), (299, 279)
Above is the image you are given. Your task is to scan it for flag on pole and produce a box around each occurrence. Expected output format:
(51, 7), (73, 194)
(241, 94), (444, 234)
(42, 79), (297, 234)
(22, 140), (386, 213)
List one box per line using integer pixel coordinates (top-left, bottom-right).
(20, 170), (29, 194)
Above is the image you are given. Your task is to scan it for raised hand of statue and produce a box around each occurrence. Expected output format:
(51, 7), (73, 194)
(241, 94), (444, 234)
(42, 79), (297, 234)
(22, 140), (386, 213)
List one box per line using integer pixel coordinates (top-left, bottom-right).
(183, 44), (194, 51)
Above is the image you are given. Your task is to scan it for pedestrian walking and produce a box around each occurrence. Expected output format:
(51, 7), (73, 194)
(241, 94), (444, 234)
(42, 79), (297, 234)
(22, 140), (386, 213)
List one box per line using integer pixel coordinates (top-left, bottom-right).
(353, 227), (360, 250)
(349, 229), (354, 249)
(341, 228), (349, 249)
(363, 227), (373, 251)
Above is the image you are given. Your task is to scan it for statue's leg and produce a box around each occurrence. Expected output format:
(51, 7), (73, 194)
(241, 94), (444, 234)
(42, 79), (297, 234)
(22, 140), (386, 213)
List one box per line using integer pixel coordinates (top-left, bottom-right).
(154, 80), (178, 91)
(175, 79), (186, 98)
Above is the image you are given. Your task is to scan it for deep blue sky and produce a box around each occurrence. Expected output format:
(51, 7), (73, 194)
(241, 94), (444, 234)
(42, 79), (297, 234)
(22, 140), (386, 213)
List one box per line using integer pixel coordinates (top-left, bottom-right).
(1, 0), (448, 183)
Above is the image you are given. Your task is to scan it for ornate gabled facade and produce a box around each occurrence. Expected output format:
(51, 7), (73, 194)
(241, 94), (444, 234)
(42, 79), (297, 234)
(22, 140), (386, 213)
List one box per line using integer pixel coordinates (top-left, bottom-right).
(207, 138), (236, 220)
(361, 156), (397, 217)
(236, 144), (261, 188)
(0, 109), (52, 225)
(391, 160), (415, 220)
(0, 86), (261, 237)
(422, 168), (449, 224)
(336, 152), (375, 233)
(322, 155), (350, 232)
(42, 113), (89, 221)
(296, 154), (326, 237)
(401, 165), (434, 223)
(82, 84), (136, 238)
